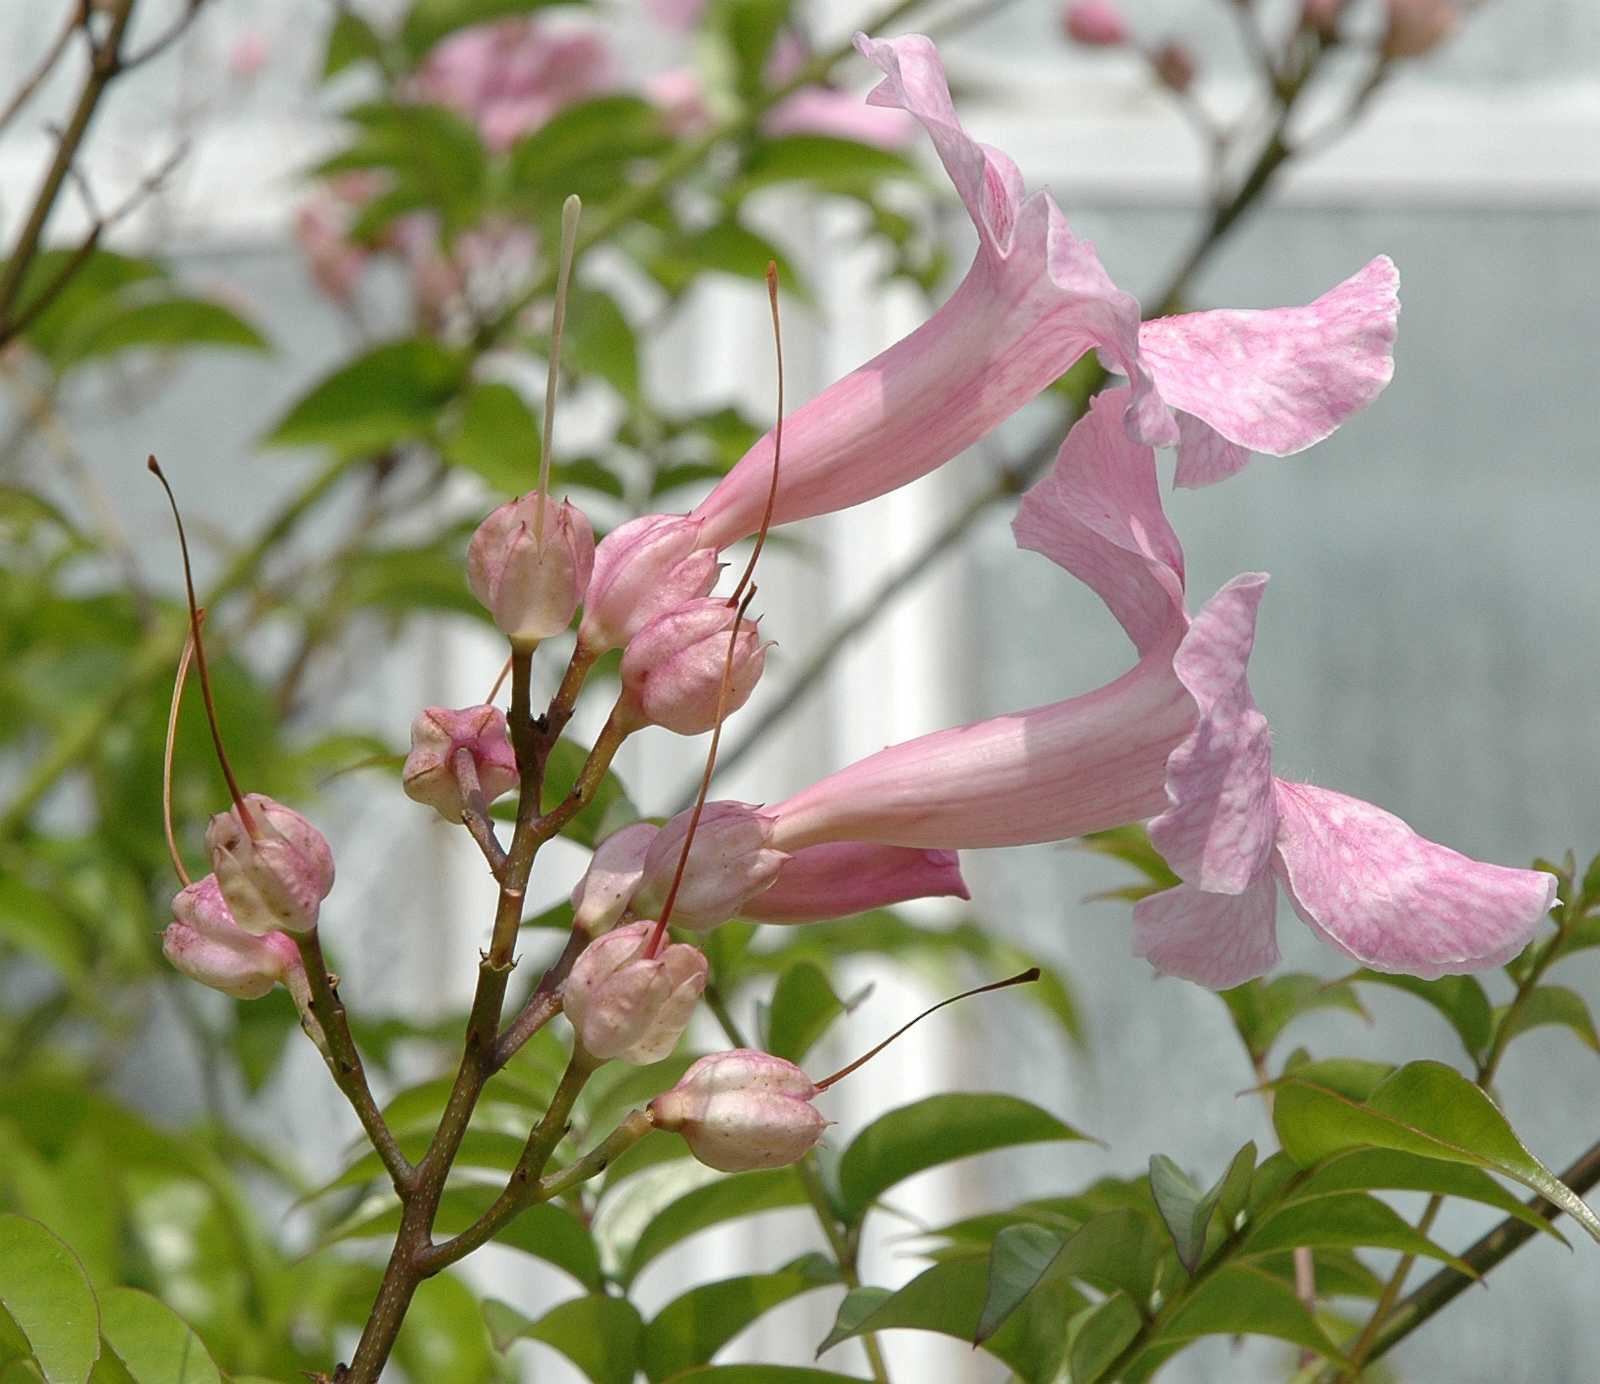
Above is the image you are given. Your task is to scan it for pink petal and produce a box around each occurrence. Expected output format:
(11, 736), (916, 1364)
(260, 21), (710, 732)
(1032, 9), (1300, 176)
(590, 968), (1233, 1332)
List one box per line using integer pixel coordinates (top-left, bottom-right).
(770, 646), (1190, 852)
(1139, 257), (1400, 488)
(762, 88), (918, 150)
(1271, 781), (1556, 978)
(1149, 573), (1278, 893)
(689, 34), (1165, 549)
(1012, 386), (1185, 657)
(1131, 873), (1281, 988)
(741, 844), (969, 923)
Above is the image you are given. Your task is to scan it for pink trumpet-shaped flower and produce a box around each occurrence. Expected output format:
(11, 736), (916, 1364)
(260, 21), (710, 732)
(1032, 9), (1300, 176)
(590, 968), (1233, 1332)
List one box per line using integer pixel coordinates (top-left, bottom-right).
(571, 821), (660, 935)
(769, 387), (1552, 986)
(632, 802), (788, 930)
(740, 844), (970, 924)
(690, 33), (1398, 549)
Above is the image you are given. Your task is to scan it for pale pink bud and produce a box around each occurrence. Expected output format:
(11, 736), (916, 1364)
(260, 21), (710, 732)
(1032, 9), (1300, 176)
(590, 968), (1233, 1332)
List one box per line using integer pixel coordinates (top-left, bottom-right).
(162, 875), (300, 999)
(571, 821), (659, 935)
(563, 921), (708, 1064)
(649, 1049), (828, 1172)
(646, 69), (713, 137)
(206, 794), (335, 935)
(294, 201), (366, 303)
(741, 844), (970, 924)
(618, 599), (767, 735)
(467, 493), (595, 649)
(579, 515), (720, 654)
(1063, 0), (1128, 46)
(632, 802), (787, 931)
(402, 705), (519, 821)
(1382, 0), (1457, 58)
(228, 30), (270, 79)
(1152, 40), (1197, 93)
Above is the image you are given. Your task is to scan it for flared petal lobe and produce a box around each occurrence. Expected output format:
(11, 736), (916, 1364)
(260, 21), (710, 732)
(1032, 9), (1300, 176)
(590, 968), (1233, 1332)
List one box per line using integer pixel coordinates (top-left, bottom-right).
(1131, 873), (1281, 990)
(1139, 256), (1400, 487)
(1271, 781), (1555, 978)
(689, 34), (1164, 550)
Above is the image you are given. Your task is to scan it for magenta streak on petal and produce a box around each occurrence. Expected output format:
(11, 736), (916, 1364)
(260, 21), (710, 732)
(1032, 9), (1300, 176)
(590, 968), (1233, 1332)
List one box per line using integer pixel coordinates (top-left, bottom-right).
(1270, 780), (1556, 978)
(741, 843), (970, 924)
(689, 33), (1166, 550)
(1131, 872), (1281, 989)
(1139, 256), (1400, 488)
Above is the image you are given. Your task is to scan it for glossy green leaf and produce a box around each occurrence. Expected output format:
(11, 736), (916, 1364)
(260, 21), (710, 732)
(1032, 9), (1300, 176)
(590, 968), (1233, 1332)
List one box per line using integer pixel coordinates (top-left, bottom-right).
(69, 299), (268, 360)
(326, 1188), (601, 1288)
(11, 250), (163, 369)
(91, 1290), (219, 1384)
(443, 382), (541, 493)
(1066, 1294), (1141, 1384)
(1273, 1059), (1600, 1241)
(322, 9), (384, 78)
(1149, 1142), (1255, 1274)
(763, 962), (851, 1065)
(0, 1216), (99, 1384)
(1244, 1192), (1473, 1273)
(646, 220), (812, 305)
(565, 287), (640, 405)
(392, 1273), (493, 1384)
(1496, 984), (1600, 1053)
(740, 135), (921, 194)
(1291, 1148), (1565, 1243)
(483, 1294), (642, 1384)
(265, 338), (467, 455)
(1221, 974), (1368, 1062)
(1254, 1248), (1384, 1300)
(1353, 970), (1493, 1058)
(641, 1254), (839, 1381)
(319, 104), (487, 235)
(973, 1224), (1066, 1347)
(621, 1169), (807, 1285)
(1153, 1264), (1346, 1364)
(508, 96), (668, 208)
(837, 1093), (1090, 1223)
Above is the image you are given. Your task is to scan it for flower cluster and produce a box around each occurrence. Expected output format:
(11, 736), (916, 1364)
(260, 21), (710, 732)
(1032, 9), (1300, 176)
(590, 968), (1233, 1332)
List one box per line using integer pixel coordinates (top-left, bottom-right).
(167, 30), (1551, 1181)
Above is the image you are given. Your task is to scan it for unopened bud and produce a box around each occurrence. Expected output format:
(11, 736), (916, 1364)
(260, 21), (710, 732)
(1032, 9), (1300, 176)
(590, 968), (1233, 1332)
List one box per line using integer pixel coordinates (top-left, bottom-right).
(1062, 0), (1128, 46)
(162, 874), (302, 999)
(402, 705), (518, 821)
(741, 844), (969, 924)
(580, 514), (721, 654)
(467, 493), (595, 648)
(649, 1050), (828, 1172)
(571, 821), (659, 935)
(618, 598), (767, 735)
(1152, 40), (1197, 93)
(205, 794), (335, 935)
(1382, 0), (1457, 58)
(563, 921), (708, 1064)
(633, 802), (787, 931)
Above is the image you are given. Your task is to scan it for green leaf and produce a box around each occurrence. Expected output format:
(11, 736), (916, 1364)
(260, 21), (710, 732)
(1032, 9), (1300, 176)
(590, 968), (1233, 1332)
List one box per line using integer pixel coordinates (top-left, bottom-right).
(1290, 1147), (1565, 1244)
(665, 1370), (866, 1383)
(763, 962), (852, 1066)
(1222, 974), (1368, 1063)
(92, 1289), (220, 1384)
(1353, 970), (1493, 1058)
(1150, 1142), (1256, 1274)
(508, 96), (668, 208)
(641, 1255), (839, 1382)
(1243, 1192), (1473, 1273)
(536, 736), (638, 849)
(1495, 984), (1600, 1053)
(68, 298), (269, 360)
(265, 338), (467, 455)
(482, 1294), (642, 1384)
(10, 250), (163, 369)
(327, 1189), (601, 1288)
(323, 10), (384, 78)
(1079, 825), (1180, 896)
(1152, 1264), (1346, 1365)
(402, 0), (567, 58)
(442, 382), (540, 493)
(0, 877), (88, 982)
(621, 1169), (808, 1285)
(646, 220), (812, 306)
(1253, 1248), (1384, 1300)
(974, 1224), (1065, 1346)
(230, 989), (300, 1095)
(320, 103), (488, 235)
(393, 1272), (493, 1384)
(0, 1215), (99, 1384)
(740, 136), (922, 194)
(1066, 1295), (1141, 1384)
(565, 287), (640, 405)
(1273, 1059), (1600, 1241)
(836, 1093), (1090, 1224)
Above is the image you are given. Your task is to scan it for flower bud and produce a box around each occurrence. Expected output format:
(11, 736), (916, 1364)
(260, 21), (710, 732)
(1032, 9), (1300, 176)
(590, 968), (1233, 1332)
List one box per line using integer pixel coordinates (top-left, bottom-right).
(162, 875), (302, 999)
(563, 921), (708, 1064)
(467, 493), (595, 648)
(402, 705), (519, 821)
(579, 515), (720, 654)
(741, 844), (969, 924)
(571, 821), (659, 935)
(1382, 0), (1457, 58)
(618, 598), (768, 735)
(206, 794), (335, 935)
(649, 1049), (828, 1172)
(1152, 40), (1197, 93)
(1062, 0), (1128, 46)
(632, 802), (788, 931)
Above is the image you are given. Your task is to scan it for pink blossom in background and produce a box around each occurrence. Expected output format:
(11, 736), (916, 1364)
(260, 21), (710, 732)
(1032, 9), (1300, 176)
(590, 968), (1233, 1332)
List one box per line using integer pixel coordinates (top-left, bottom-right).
(227, 29), (270, 79)
(412, 20), (613, 151)
(645, 0), (707, 32)
(1062, 0), (1129, 47)
(767, 387), (1554, 987)
(647, 68), (713, 137)
(294, 200), (367, 303)
(1383, 0), (1459, 58)
(690, 33), (1398, 548)
(761, 34), (916, 150)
